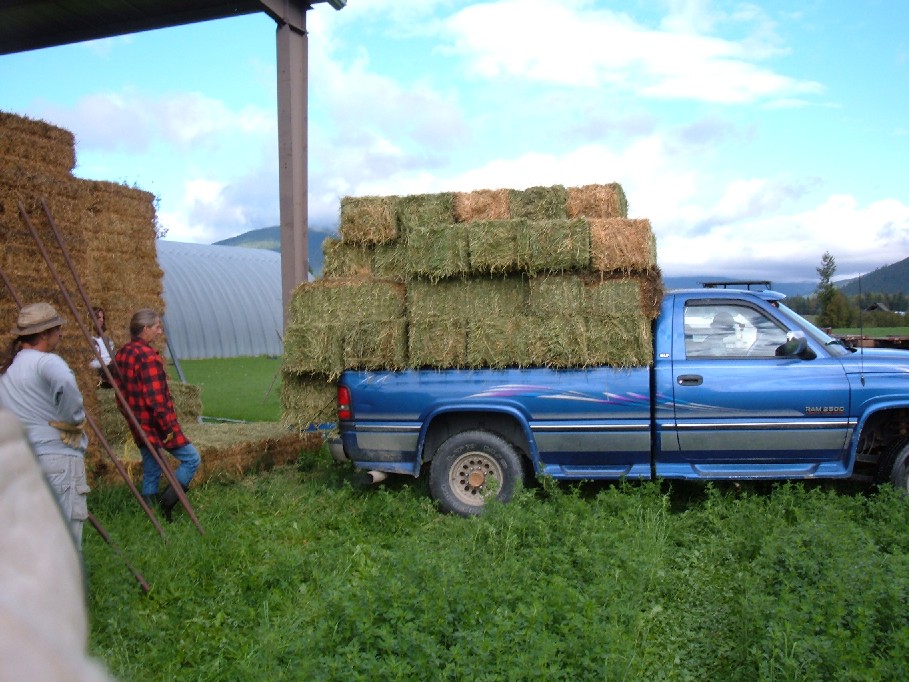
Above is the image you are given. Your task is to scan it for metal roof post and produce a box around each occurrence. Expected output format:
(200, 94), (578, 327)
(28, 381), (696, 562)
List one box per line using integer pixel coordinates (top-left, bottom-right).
(271, 1), (310, 328)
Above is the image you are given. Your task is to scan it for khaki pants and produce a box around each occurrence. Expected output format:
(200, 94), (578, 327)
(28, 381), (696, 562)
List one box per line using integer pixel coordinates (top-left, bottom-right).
(37, 453), (90, 549)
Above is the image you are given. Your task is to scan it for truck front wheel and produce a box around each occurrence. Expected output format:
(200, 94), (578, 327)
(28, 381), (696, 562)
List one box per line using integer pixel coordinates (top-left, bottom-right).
(429, 430), (523, 516)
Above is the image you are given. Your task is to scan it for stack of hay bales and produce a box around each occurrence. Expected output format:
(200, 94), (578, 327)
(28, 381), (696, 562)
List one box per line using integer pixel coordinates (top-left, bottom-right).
(0, 112), (166, 480)
(2, 110), (319, 487)
(282, 183), (663, 429)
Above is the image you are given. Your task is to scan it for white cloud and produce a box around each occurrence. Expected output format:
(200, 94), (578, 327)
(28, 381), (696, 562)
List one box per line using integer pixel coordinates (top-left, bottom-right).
(42, 89), (274, 154)
(440, 0), (822, 104)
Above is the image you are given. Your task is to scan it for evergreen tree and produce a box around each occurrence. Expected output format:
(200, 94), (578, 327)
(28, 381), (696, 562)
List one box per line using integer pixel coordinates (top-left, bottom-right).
(816, 252), (853, 328)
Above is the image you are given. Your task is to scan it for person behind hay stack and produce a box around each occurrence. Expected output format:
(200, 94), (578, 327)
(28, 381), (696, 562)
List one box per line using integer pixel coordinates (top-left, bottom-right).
(113, 309), (200, 522)
(89, 306), (116, 388)
(0, 303), (90, 549)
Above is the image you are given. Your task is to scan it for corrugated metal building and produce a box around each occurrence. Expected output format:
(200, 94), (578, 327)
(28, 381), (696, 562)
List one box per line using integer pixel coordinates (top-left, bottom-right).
(156, 241), (283, 359)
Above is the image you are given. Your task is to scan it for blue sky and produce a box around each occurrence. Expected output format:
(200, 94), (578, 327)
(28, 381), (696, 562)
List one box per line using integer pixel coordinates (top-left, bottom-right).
(1, 0), (907, 283)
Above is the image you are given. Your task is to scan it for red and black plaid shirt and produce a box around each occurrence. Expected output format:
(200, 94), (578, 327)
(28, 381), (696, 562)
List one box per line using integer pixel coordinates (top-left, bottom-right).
(113, 338), (188, 451)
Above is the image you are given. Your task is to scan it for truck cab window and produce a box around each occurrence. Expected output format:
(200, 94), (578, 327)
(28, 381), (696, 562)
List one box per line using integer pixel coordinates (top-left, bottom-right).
(684, 304), (789, 358)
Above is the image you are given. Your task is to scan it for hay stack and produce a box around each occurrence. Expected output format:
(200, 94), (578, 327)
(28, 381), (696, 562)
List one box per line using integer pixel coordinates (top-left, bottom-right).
(1, 111), (167, 482)
(283, 182), (662, 429)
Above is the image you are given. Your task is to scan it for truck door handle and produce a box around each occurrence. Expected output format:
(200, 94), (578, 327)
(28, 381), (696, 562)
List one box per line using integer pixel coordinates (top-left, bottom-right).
(677, 374), (703, 386)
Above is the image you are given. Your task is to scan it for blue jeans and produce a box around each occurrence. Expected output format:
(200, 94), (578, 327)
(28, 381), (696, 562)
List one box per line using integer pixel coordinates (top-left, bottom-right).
(139, 443), (201, 495)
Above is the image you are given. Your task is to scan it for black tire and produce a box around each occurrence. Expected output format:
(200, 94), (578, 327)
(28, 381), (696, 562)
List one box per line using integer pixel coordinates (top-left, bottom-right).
(878, 438), (909, 494)
(429, 430), (524, 516)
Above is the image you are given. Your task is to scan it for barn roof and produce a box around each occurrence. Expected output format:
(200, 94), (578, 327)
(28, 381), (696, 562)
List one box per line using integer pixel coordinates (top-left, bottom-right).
(0, 1), (343, 56)
(157, 240), (283, 360)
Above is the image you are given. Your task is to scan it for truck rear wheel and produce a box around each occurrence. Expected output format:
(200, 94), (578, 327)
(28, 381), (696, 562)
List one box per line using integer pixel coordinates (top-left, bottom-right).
(429, 430), (523, 516)
(878, 438), (909, 494)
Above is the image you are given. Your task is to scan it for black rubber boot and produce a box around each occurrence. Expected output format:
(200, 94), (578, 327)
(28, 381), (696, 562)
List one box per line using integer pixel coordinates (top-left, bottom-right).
(159, 483), (188, 522)
(141, 493), (159, 508)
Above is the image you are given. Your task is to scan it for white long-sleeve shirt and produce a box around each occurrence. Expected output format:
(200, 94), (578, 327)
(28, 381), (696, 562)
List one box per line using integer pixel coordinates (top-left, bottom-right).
(0, 349), (86, 457)
(89, 336), (113, 370)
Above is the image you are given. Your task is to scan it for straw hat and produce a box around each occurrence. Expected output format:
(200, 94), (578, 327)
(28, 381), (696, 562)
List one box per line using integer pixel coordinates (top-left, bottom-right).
(12, 302), (64, 337)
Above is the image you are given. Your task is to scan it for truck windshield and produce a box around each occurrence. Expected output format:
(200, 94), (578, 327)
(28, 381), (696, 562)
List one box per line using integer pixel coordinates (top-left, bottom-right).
(773, 302), (853, 357)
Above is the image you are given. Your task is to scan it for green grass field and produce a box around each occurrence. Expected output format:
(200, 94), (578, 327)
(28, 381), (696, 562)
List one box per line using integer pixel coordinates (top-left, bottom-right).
(167, 356), (282, 422)
(86, 469), (909, 681)
(836, 327), (909, 336)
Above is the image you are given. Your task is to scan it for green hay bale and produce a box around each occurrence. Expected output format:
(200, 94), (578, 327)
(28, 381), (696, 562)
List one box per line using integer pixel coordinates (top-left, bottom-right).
(285, 279), (406, 377)
(342, 319), (408, 371)
(406, 280), (469, 367)
(467, 316), (532, 368)
(373, 242), (407, 280)
(462, 277), (529, 318)
(408, 319), (468, 368)
(586, 313), (653, 367)
(528, 275), (586, 317)
(508, 185), (568, 220)
(527, 317), (590, 368)
(407, 277), (529, 368)
(468, 218), (590, 275)
(284, 318), (406, 377)
(467, 219), (525, 274)
(583, 278), (644, 319)
(283, 321), (344, 376)
(322, 237), (375, 279)
(395, 192), (456, 235)
(520, 218), (591, 274)
(280, 372), (337, 429)
(567, 183), (628, 219)
(404, 222), (470, 280)
(339, 195), (397, 244)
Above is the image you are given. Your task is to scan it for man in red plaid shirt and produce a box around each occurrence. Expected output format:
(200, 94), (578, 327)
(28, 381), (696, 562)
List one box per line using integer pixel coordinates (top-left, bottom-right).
(114, 309), (200, 521)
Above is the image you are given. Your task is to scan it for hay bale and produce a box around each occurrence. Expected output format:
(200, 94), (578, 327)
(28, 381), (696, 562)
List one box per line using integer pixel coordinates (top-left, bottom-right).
(567, 183), (628, 219)
(322, 237), (375, 279)
(521, 218), (590, 274)
(467, 315), (532, 368)
(589, 218), (657, 274)
(406, 280), (468, 367)
(586, 314), (653, 367)
(280, 372), (337, 429)
(453, 189), (510, 222)
(404, 222), (470, 280)
(508, 185), (568, 220)
(189, 422), (319, 482)
(467, 219), (525, 274)
(170, 382), (203, 423)
(528, 275), (586, 317)
(468, 218), (590, 275)
(284, 278), (406, 377)
(339, 195), (397, 245)
(527, 316), (589, 368)
(373, 242), (407, 280)
(395, 192), (455, 235)
(407, 277), (529, 368)
(0, 111), (75, 177)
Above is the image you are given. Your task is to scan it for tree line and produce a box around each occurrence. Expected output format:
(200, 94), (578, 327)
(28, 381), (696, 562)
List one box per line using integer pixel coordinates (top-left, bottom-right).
(784, 252), (908, 329)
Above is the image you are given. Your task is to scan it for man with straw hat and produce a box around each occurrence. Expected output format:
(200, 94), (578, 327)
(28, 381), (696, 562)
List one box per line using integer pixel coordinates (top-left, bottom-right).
(0, 302), (90, 549)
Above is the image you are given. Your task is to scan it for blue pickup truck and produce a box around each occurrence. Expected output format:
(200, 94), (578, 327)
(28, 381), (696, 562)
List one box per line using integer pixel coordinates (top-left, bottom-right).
(333, 287), (909, 515)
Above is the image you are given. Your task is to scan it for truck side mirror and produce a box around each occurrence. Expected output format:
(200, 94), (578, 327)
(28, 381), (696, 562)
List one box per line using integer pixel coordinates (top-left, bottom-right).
(775, 336), (816, 360)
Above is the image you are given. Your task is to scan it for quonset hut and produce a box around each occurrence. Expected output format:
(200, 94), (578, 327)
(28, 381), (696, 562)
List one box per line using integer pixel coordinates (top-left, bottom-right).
(156, 241), (283, 359)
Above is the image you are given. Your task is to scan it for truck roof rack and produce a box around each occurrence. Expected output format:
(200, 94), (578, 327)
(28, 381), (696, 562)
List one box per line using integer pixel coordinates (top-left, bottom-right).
(701, 280), (772, 290)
